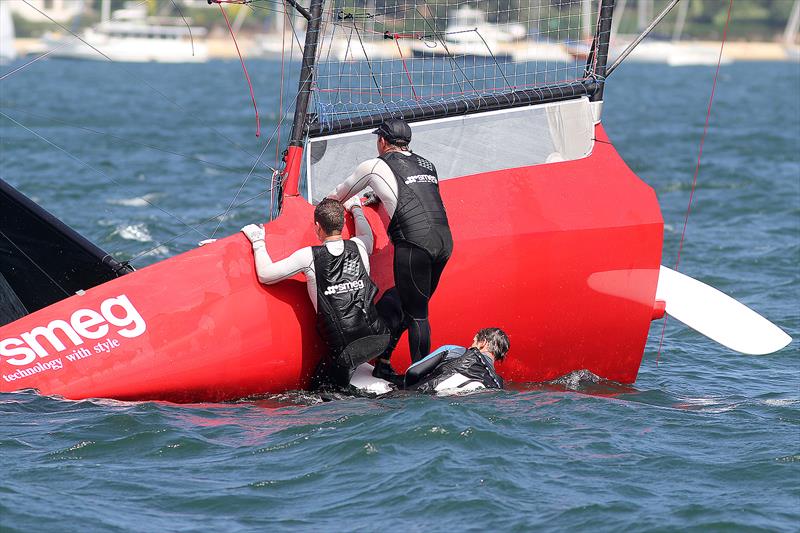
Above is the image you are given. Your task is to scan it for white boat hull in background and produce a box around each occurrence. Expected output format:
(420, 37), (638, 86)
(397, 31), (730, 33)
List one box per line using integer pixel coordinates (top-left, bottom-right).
(611, 40), (732, 66)
(655, 265), (792, 355)
(44, 30), (208, 63)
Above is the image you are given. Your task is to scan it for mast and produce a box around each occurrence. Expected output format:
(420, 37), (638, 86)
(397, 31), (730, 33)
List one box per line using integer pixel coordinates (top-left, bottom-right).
(610, 0), (627, 44)
(586, 0), (615, 102)
(637, 0), (651, 32)
(283, 0), (325, 197)
(671, 0), (689, 42)
(785, 0), (800, 46)
(581, 0), (593, 41)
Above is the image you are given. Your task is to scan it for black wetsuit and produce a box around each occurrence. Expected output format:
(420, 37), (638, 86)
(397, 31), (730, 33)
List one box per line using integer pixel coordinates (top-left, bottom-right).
(379, 151), (453, 363)
(310, 240), (389, 389)
(404, 346), (504, 393)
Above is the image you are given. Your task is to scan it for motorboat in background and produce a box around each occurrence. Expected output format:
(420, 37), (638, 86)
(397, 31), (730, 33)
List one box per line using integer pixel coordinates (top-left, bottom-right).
(408, 6), (568, 62)
(43, 0), (207, 63)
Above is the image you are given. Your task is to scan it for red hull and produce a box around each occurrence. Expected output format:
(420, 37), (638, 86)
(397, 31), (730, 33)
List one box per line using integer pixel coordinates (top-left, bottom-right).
(0, 124), (662, 401)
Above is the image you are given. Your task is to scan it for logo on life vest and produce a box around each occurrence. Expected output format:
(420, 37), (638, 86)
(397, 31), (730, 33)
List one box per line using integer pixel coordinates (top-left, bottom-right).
(343, 257), (360, 276)
(416, 157), (435, 171)
(404, 174), (438, 185)
(324, 280), (365, 296)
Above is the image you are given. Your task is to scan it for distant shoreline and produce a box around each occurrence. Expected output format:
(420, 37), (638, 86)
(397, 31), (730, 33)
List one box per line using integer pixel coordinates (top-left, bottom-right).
(12, 37), (796, 62)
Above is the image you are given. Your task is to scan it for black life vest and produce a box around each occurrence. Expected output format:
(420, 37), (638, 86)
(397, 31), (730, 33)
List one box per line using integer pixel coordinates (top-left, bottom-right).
(312, 239), (385, 356)
(379, 151), (450, 250)
(410, 347), (504, 393)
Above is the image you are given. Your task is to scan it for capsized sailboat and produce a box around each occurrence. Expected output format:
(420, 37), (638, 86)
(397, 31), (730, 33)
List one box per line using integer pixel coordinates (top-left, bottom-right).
(0, 0), (790, 402)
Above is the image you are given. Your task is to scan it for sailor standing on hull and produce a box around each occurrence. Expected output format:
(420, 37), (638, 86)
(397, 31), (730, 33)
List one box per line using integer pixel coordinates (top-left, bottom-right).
(326, 118), (453, 380)
(241, 198), (390, 390)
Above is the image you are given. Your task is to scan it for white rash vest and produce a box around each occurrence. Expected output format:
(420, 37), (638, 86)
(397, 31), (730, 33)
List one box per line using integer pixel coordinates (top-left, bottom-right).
(325, 152), (414, 219)
(251, 207), (373, 311)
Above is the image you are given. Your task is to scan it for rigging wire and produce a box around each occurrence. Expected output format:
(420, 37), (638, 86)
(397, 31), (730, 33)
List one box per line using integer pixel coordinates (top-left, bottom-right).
(0, 44), (65, 82)
(272, 0), (290, 215)
(413, 4), (473, 98)
(246, 3), (306, 53)
(0, 229), (72, 298)
(208, 0), (315, 237)
(209, 81), (305, 238)
(16, 0), (270, 172)
(2, 0), (309, 264)
(169, 0), (196, 57)
(655, 0), (734, 364)
(0, 111), (209, 240)
(0, 107), (270, 180)
(352, 23), (388, 106)
(214, 1), (261, 137)
(126, 187), (277, 264)
(473, 29), (513, 90)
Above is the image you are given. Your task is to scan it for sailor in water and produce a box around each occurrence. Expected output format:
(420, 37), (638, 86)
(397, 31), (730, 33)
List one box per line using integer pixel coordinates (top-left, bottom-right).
(326, 118), (453, 381)
(403, 328), (510, 394)
(241, 198), (391, 390)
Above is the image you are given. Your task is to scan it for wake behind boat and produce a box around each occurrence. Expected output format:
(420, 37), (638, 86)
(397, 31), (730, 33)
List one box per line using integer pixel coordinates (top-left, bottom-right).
(0, 0), (791, 402)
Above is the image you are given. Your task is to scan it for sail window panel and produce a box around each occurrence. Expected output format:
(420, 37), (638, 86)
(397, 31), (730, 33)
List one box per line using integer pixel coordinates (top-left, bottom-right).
(305, 97), (594, 203)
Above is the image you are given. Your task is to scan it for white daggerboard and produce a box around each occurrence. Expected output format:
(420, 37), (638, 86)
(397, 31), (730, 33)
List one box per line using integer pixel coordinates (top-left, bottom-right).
(655, 265), (792, 355)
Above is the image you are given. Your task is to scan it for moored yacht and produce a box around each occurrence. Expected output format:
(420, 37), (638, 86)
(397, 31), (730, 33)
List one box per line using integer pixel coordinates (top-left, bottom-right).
(43, 1), (207, 63)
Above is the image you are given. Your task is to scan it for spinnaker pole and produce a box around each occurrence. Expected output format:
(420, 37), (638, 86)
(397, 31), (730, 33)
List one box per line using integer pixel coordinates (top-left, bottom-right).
(283, 0), (325, 197)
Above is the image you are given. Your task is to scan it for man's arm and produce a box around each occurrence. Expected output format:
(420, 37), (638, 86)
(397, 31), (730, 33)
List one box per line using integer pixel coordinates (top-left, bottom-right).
(343, 196), (374, 255)
(241, 224), (312, 285)
(326, 159), (380, 202)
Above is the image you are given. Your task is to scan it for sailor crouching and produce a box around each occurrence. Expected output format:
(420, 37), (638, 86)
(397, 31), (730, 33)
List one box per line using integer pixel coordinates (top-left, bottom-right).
(325, 118), (453, 378)
(404, 328), (510, 394)
(241, 198), (390, 391)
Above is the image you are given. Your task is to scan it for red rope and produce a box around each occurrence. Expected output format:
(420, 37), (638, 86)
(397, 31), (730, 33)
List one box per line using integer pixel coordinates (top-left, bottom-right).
(656, 0), (734, 364)
(393, 34), (419, 100)
(216, 2), (261, 137)
(271, 0), (289, 216)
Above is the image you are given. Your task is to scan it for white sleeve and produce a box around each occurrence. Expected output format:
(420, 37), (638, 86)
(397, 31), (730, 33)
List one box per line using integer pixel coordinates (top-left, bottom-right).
(350, 237), (371, 275)
(326, 159), (381, 201)
(252, 242), (313, 285)
(350, 206), (374, 254)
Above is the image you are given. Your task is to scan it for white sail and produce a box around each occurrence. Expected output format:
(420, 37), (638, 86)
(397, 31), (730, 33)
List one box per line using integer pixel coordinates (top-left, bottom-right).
(0, 0), (17, 64)
(785, 0), (800, 61)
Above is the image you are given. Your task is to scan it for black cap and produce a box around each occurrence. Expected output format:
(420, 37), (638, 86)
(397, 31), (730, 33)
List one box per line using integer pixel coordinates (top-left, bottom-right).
(372, 118), (412, 144)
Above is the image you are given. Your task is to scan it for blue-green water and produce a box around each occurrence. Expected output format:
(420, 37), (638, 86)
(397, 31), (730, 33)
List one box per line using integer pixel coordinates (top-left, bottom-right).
(1, 58), (798, 531)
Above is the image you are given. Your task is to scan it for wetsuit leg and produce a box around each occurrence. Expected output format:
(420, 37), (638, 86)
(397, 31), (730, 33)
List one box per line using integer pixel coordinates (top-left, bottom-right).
(376, 287), (404, 338)
(429, 228), (453, 295)
(393, 243), (435, 363)
(310, 353), (350, 391)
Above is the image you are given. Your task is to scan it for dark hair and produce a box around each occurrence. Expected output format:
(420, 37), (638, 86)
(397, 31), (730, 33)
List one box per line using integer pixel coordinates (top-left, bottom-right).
(475, 328), (510, 360)
(314, 198), (345, 235)
(380, 135), (410, 150)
